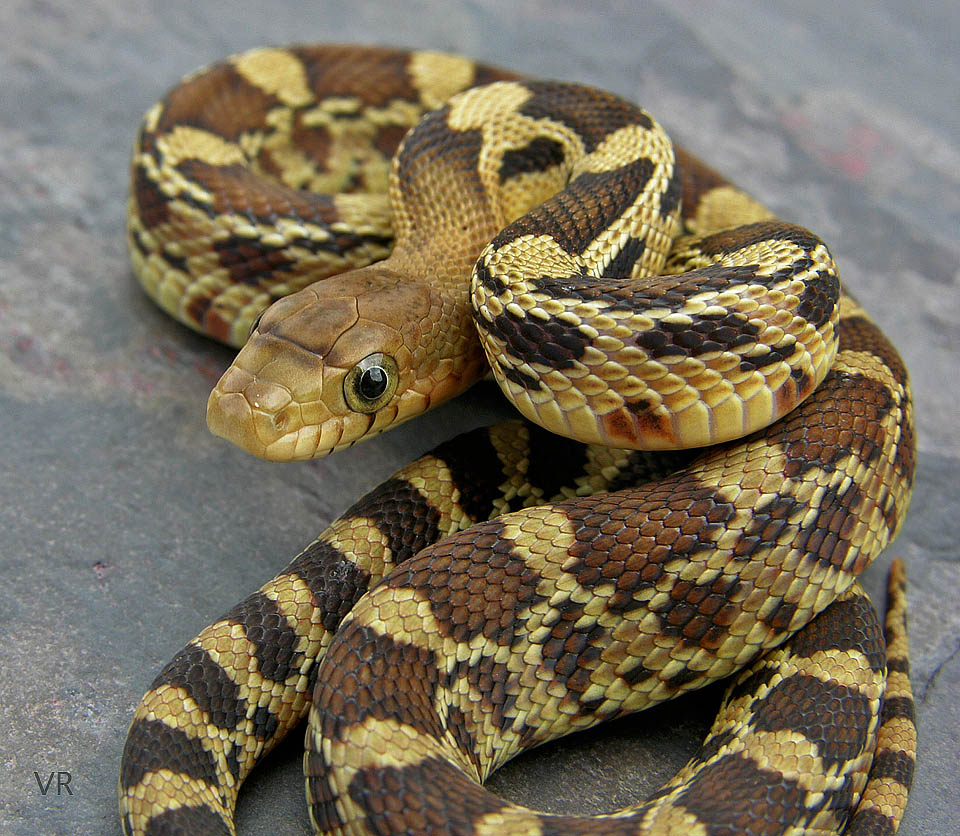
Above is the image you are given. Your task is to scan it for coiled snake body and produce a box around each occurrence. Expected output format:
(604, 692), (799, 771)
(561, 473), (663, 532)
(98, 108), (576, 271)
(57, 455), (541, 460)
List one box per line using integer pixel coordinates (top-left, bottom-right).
(120, 47), (916, 835)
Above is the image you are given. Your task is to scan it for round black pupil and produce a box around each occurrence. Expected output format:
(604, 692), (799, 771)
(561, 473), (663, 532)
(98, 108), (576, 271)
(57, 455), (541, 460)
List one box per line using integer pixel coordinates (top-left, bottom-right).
(358, 366), (387, 400)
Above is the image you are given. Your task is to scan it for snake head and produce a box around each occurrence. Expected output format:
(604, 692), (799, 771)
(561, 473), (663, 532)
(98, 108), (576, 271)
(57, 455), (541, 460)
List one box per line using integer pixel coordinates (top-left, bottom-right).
(206, 266), (482, 460)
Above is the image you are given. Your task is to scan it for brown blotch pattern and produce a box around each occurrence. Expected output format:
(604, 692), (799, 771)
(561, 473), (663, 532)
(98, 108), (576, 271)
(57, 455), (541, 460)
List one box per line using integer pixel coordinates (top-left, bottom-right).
(499, 157), (657, 257)
(283, 538), (372, 634)
(123, 46), (915, 836)
(385, 519), (546, 648)
(157, 62), (281, 141)
(674, 146), (733, 216)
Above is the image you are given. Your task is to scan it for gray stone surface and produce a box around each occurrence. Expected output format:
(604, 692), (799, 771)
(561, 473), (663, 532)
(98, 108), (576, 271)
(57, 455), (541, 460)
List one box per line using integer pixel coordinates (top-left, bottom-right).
(1, 1), (956, 834)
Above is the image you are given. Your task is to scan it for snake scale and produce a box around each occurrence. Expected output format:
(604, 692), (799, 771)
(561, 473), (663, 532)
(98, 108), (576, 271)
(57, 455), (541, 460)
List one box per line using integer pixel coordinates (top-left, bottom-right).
(119, 46), (917, 835)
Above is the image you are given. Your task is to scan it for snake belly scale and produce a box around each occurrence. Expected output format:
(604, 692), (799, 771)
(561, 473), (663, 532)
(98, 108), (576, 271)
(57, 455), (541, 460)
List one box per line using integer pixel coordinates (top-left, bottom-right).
(120, 46), (916, 836)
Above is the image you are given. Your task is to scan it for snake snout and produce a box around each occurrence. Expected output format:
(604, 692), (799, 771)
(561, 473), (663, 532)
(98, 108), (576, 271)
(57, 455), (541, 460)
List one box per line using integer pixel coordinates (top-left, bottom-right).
(206, 331), (330, 461)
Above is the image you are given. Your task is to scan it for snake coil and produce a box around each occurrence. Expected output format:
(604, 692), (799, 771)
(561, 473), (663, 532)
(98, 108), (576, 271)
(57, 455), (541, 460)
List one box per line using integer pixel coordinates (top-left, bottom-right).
(121, 46), (916, 836)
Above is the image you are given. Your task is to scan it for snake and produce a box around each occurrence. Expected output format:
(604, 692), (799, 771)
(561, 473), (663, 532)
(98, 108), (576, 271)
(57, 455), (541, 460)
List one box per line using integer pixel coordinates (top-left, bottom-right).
(119, 46), (917, 835)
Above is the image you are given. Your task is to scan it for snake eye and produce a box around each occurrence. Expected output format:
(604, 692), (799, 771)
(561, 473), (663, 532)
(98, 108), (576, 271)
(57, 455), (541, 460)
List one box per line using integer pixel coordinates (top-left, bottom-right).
(343, 353), (399, 413)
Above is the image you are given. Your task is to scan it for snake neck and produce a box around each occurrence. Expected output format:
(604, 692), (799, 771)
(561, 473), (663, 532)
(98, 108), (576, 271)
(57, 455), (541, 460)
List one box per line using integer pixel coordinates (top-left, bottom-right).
(204, 97), (521, 460)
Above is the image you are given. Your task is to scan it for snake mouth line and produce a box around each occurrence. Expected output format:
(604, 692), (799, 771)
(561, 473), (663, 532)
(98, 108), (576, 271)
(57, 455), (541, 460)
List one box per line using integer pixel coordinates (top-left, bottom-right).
(206, 370), (391, 461)
(205, 361), (325, 460)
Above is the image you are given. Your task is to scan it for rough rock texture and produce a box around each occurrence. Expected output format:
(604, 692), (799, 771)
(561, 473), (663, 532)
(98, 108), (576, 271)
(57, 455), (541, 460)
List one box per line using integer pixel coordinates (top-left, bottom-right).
(0, 1), (956, 834)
